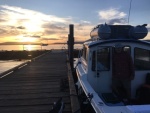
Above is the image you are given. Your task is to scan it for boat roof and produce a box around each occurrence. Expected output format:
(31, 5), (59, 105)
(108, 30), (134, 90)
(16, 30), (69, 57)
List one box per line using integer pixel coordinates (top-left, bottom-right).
(84, 39), (150, 48)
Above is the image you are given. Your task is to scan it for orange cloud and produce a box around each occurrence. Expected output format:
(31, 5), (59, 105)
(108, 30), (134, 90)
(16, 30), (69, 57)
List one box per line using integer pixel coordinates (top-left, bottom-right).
(0, 5), (97, 44)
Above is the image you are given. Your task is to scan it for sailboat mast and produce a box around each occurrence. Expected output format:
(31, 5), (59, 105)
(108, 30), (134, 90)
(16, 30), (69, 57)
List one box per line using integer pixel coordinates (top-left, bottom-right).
(128, 0), (132, 24)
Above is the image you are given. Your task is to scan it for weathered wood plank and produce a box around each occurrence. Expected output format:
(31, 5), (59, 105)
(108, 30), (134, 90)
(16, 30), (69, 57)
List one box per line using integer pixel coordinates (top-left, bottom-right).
(0, 92), (71, 99)
(0, 51), (72, 113)
(0, 97), (70, 106)
(0, 88), (62, 94)
(0, 104), (71, 113)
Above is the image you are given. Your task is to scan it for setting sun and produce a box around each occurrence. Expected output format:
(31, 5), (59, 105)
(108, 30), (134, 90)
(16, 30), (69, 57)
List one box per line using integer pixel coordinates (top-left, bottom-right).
(23, 22), (42, 33)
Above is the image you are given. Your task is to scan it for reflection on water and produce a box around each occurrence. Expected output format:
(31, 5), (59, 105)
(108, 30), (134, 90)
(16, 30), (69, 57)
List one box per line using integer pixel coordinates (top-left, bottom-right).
(0, 44), (82, 51)
(0, 44), (82, 74)
(23, 45), (34, 51)
(0, 60), (25, 74)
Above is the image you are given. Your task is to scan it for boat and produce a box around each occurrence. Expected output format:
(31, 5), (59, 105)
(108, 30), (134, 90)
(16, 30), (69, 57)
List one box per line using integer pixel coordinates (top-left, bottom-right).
(76, 23), (150, 113)
(41, 43), (48, 46)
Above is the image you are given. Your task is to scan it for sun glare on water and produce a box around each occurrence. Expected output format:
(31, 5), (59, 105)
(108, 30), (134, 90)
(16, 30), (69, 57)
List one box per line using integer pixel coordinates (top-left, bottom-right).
(25, 45), (33, 51)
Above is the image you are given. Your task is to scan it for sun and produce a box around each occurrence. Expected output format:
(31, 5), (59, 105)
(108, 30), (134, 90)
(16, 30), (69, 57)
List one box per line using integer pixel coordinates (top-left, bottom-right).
(23, 21), (42, 32)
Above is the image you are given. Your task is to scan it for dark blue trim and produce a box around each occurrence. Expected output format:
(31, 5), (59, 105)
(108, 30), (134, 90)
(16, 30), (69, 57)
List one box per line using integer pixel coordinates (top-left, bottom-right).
(87, 39), (150, 48)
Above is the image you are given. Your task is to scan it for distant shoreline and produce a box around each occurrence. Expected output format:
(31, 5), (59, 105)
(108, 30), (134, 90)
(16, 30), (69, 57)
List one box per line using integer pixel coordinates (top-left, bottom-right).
(0, 42), (83, 45)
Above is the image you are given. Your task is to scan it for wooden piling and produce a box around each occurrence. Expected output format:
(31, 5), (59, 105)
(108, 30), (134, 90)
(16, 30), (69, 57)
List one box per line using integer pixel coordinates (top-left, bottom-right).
(68, 24), (74, 71)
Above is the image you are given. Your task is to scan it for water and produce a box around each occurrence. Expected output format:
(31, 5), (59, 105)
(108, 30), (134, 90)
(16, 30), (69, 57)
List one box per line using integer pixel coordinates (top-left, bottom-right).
(0, 44), (82, 74)
(0, 60), (26, 74)
(0, 44), (82, 51)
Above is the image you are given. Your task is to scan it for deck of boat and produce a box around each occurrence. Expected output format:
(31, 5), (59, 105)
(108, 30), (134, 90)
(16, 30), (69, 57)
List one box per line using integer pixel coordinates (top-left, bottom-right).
(0, 50), (77, 113)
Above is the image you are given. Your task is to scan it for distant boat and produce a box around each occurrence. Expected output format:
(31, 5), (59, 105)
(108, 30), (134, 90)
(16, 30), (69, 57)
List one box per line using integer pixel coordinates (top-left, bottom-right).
(41, 44), (48, 46)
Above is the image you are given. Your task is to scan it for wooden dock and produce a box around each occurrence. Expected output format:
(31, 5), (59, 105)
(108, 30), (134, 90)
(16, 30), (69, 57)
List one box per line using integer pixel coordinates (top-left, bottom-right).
(0, 50), (80, 113)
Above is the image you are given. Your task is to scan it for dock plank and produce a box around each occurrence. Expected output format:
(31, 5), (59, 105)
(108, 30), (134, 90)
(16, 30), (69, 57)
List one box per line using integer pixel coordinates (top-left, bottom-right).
(0, 51), (72, 113)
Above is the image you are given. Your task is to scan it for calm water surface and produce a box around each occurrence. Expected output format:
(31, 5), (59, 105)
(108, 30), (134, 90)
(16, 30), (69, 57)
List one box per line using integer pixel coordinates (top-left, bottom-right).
(0, 44), (82, 74)
(0, 60), (26, 74)
(0, 44), (82, 51)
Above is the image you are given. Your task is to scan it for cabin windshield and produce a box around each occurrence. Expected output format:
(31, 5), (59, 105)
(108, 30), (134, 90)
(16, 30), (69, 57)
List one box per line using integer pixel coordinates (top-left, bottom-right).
(134, 47), (150, 70)
(92, 46), (131, 71)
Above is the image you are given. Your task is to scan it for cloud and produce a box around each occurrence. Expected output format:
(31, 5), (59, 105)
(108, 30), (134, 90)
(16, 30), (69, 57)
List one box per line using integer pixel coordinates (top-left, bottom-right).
(1, 5), (71, 23)
(147, 24), (150, 31)
(108, 18), (127, 25)
(80, 20), (91, 25)
(59, 36), (68, 39)
(0, 25), (21, 38)
(98, 8), (127, 25)
(44, 30), (58, 35)
(0, 28), (6, 34)
(0, 5), (73, 42)
(23, 35), (41, 38)
(42, 23), (65, 30)
(0, 5), (94, 43)
(99, 8), (126, 20)
(17, 26), (25, 29)
(0, 19), (6, 22)
(74, 22), (94, 41)
(143, 24), (150, 40)
(41, 38), (60, 41)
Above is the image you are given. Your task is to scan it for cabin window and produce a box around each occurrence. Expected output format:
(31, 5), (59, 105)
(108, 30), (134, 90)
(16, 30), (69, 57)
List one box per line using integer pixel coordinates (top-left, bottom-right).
(92, 47), (110, 71)
(112, 46), (131, 54)
(82, 45), (88, 61)
(134, 48), (150, 70)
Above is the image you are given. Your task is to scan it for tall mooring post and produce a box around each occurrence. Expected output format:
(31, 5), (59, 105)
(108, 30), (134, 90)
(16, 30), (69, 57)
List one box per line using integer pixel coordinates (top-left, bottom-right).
(68, 24), (74, 71)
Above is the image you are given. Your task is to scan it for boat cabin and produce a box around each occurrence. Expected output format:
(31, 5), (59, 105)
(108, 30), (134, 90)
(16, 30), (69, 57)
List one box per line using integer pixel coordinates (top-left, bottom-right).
(79, 24), (150, 105)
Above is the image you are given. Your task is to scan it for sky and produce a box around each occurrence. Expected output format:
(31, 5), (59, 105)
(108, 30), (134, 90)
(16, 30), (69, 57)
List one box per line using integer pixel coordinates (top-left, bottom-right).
(0, 0), (150, 45)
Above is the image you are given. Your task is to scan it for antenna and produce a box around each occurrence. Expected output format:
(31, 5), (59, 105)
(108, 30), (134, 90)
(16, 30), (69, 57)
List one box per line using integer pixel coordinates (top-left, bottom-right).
(128, 0), (132, 24)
